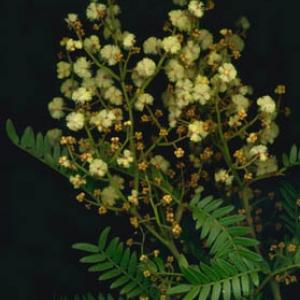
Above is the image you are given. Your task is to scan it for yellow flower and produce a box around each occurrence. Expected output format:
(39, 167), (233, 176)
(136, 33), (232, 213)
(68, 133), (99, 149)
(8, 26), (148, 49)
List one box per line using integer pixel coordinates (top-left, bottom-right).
(287, 244), (297, 253)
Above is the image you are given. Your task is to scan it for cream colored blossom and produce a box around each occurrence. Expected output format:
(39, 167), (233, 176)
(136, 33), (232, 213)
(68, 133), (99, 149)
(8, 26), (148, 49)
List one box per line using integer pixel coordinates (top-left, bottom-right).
(169, 10), (192, 32)
(95, 69), (114, 89)
(86, 2), (107, 21)
(89, 159), (108, 178)
(65, 39), (83, 52)
(66, 112), (85, 131)
(60, 79), (79, 98)
(150, 155), (170, 173)
(122, 31), (136, 49)
(101, 186), (119, 206)
(117, 150), (134, 168)
(84, 35), (101, 53)
(260, 122), (279, 144)
(257, 96), (276, 114)
(69, 174), (86, 189)
(135, 93), (154, 111)
(111, 175), (125, 190)
(72, 87), (92, 104)
(250, 145), (269, 162)
(228, 114), (242, 127)
(218, 63), (237, 83)
(208, 51), (222, 66)
(193, 75), (211, 105)
(168, 106), (182, 127)
(100, 45), (122, 66)
(232, 94), (250, 112)
(180, 40), (200, 65)
(82, 78), (97, 96)
(256, 156), (278, 176)
(104, 86), (123, 106)
(48, 97), (65, 119)
(175, 79), (193, 108)
(215, 169), (234, 186)
(135, 58), (156, 77)
(165, 59), (185, 82)
(65, 13), (78, 24)
(46, 128), (62, 146)
(128, 189), (139, 205)
(131, 71), (144, 87)
(57, 61), (71, 79)
(197, 29), (214, 50)
(188, 1), (205, 18)
(90, 109), (116, 132)
(143, 37), (161, 55)
(188, 120), (208, 142)
(162, 36), (181, 54)
(73, 57), (91, 79)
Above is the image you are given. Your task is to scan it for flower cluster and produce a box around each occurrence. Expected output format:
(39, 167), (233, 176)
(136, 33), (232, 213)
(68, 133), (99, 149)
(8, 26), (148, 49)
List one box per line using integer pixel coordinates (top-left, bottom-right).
(47, 0), (287, 270)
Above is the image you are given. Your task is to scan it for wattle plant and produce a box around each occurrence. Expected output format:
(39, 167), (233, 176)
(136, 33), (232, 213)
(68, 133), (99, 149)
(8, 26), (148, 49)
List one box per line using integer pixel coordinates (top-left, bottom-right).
(7, 0), (300, 299)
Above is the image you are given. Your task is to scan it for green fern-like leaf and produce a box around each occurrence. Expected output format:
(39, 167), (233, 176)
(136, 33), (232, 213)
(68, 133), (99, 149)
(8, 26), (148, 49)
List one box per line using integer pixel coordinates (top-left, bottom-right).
(6, 120), (68, 171)
(190, 194), (262, 267)
(6, 119), (20, 144)
(72, 227), (156, 299)
(282, 144), (300, 169)
(280, 182), (300, 238)
(168, 259), (260, 300)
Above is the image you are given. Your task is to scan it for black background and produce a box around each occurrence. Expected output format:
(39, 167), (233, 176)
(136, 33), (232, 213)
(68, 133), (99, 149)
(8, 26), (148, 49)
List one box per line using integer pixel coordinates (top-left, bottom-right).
(1, 0), (300, 299)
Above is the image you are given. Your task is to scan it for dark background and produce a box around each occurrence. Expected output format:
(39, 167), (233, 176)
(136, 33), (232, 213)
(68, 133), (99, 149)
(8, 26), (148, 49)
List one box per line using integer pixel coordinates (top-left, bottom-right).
(1, 0), (300, 299)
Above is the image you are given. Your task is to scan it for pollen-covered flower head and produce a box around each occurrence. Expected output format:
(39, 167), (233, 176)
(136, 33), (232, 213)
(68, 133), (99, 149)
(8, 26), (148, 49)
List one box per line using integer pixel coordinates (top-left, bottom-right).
(215, 169), (234, 186)
(73, 57), (92, 79)
(57, 61), (71, 79)
(122, 31), (136, 49)
(48, 97), (65, 119)
(101, 186), (119, 206)
(100, 45), (122, 66)
(168, 9), (192, 32)
(165, 59), (186, 82)
(250, 145), (269, 162)
(89, 159), (108, 178)
(188, 120), (209, 142)
(218, 63), (237, 83)
(143, 37), (161, 55)
(90, 109), (116, 132)
(135, 93), (154, 111)
(104, 86), (123, 106)
(117, 149), (134, 168)
(188, 1), (205, 18)
(66, 112), (85, 131)
(135, 58), (156, 78)
(86, 2), (107, 21)
(257, 95), (276, 114)
(162, 36), (181, 54)
(72, 87), (92, 104)
(84, 35), (101, 53)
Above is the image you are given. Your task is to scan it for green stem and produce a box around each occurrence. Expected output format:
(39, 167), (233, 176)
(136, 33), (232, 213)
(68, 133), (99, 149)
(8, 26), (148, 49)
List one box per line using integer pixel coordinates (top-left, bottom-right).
(132, 210), (182, 262)
(255, 263), (300, 295)
(270, 280), (282, 300)
(214, 96), (243, 186)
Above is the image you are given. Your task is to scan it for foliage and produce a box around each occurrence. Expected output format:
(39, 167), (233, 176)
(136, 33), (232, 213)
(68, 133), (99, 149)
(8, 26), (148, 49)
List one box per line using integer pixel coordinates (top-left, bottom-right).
(282, 145), (300, 170)
(190, 193), (262, 266)
(6, 119), (68, 174)
(72, 227), (156, 299)
(280, 182), (300, 238)
(168, 259), (260, 300)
